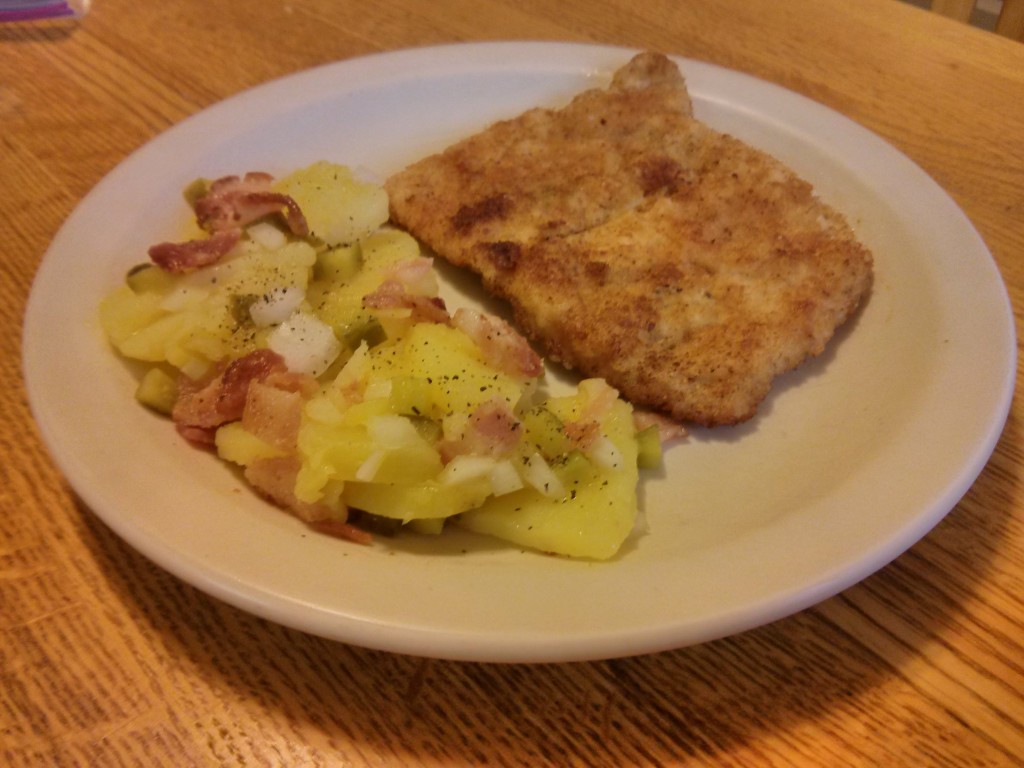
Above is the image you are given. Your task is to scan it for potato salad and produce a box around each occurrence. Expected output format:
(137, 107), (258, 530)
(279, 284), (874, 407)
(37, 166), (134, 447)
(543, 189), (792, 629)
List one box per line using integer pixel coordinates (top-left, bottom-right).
(99, 162), (671, 559)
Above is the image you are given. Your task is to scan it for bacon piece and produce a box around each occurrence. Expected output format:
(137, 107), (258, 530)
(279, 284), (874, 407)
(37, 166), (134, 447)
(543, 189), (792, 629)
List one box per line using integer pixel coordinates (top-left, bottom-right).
(386, 257), (438, 296)
(217, 349), (288, 420)
(171, 349), (288, 442)
(172, 375), (220, 431)
(242, 381), (306, 452)
(362, 280), (450, 324)
(263, 370), (320, 398)
(564, 379), (619, 451)
(438, 398), (523, 462)
(451, 307), (543, 379)
(243, 455), (337, 524)
(238, 369), (318, 452)
(148, 172), (310, 273)
(175, 423), (218, 446)
(633, 409), (688, 443)
(148, 229), (241, 273)
(309, 518), (374, 545)
(564, 419), (601, 452)
(194, 172), (309, 237)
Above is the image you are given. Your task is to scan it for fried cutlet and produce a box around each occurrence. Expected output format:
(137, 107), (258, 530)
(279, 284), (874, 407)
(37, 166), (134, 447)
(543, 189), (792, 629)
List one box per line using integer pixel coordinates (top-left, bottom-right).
(385, 52), (873, 426)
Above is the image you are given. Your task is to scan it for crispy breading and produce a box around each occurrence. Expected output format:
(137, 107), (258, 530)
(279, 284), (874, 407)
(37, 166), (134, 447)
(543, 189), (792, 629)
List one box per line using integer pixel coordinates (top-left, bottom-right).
(385, 52), (872, 426)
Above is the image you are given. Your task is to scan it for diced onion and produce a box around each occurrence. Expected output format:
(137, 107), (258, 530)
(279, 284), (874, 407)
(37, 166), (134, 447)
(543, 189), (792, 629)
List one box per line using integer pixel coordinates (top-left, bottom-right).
(588, 435), (623, 470)
(367, 415), (419, 448)
(355, 450), (386, 482)
(304, 396), (344, 426)
(441, 412), (469, 443)
(249, 286), (305, 327)
(522, 452), (565, 498)
(489, 460), (524, 496)
(440, 455), (497, 486)
(336, 341), (369, 382)
(266, 312), (341, 377)
(179, 357), (211, 381)
(363, 378), (393, 401)
(247, 221), (288, 251)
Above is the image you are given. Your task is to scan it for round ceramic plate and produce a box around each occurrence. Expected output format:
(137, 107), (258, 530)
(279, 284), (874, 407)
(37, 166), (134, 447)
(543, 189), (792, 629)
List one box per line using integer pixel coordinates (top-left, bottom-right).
(23, 43), (1015, 662)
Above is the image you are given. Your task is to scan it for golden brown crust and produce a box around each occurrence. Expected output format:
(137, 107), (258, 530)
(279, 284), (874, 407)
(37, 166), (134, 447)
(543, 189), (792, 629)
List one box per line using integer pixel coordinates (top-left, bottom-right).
(385, 52), (873, 426)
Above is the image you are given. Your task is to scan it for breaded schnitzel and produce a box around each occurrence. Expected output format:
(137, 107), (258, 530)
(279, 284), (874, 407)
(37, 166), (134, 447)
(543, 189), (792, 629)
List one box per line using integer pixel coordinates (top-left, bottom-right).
(385, 52), (873, 426)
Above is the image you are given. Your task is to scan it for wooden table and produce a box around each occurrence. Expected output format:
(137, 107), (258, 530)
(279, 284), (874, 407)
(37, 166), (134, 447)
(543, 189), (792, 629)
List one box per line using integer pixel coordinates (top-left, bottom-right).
(4, 0), (1023, 764)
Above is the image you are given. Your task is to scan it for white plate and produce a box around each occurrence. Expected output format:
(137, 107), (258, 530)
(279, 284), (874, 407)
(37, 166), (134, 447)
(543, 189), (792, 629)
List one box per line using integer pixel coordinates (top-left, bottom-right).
(23, 42), (1015, 662)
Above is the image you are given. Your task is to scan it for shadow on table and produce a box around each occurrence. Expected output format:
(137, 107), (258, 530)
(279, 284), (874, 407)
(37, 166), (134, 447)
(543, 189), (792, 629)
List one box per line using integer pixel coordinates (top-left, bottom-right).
(77, 408), (1019, 764)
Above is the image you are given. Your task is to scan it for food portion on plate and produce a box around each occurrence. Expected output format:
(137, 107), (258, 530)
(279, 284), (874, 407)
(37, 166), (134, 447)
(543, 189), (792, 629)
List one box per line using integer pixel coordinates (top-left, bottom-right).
(386, 52), (874, 426)
(97, 51), (875, 562)
(99, 161), (672, 559)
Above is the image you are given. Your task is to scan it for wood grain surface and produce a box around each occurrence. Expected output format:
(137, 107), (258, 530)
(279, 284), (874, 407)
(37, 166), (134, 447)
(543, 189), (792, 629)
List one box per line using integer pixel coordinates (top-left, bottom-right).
(3, 0), (1023, 765)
